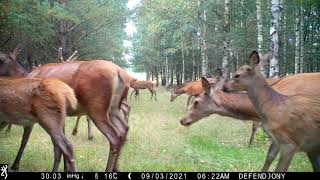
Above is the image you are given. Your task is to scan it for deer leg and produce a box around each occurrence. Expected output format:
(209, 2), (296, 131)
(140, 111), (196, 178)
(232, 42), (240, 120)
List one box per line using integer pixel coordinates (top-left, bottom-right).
(11, 125), (34, 171)
(109, 113), (128, 171)
(72, 115), (81, 136)
(5, 124), (12, 134)
(136, 90), (139, 100)
(248, 121), (259, 147)
(186, 95), (193, 110)
(120, 102), (130, 128)
(307, 152), (320, 172)
(261, 142), (279, 171)
(274, 144), (296, 172)
(190, 96), (195, 104)
(130, 90), (135, 100)
(87, 116), (94, 140)
(52, 144), (62, 171)
(88, 112), (122, 172)
(149, 89), (153, 100)
(53, 124), (69, 172)
(40, 121), (75, 172)
(0, 122), (9, 132)
(153, 90), (157, 101)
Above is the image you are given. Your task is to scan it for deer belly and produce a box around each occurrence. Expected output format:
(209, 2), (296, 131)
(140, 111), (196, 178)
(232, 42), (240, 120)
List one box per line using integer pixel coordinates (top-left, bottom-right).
(0, 112), (34, 126)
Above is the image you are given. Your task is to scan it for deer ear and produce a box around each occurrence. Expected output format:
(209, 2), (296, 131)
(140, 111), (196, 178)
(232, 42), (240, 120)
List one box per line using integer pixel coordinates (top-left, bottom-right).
(201, 77), (211, 94)
(9, 43), (23, 60)
(249, 51), (260, 68)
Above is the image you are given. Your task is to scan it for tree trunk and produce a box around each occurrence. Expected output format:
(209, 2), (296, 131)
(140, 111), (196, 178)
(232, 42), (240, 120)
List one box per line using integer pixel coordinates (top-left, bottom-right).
(165, 55), (169, 86)
(182, 49), (185, 84)
(222, 0), (230, 73)
(198, 0), (208, 77)
(170, 67), (174, 85)
(256, 0), (264, 74)
(192, 50), (196, 80)
(294, 7), (300, 74)
(283, 11), (287, 75)
(300, 6), (304, 73)
(269, 0), (281, 77)
(146, 65), (150, 80)
(58, 0), (67, 59)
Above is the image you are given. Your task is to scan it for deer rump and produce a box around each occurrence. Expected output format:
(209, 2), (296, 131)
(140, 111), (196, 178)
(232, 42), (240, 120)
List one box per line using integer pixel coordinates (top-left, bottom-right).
(0, 77), (77, 172)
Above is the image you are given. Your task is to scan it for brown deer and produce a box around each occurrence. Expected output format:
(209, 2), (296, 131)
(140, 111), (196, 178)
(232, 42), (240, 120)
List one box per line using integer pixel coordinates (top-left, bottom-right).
(0, 44), (130, 172)
(0, 77), (78, 172)
(170, 78), (217, 110)
(225, 51), (320, 171)
(130, 79), (157, 101)
(180, 62), (320, 171)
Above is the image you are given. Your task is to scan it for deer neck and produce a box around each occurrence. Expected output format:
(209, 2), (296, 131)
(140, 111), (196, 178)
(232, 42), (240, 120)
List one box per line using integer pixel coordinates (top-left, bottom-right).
(246, 74), (285, 122)
(213, 90), (260, 121)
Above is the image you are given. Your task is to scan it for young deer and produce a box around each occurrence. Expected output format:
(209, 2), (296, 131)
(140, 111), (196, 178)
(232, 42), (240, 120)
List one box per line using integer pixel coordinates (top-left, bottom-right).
(180, 63), (320, 171)
(170, 78), (216, 110)
(0, 77), (77, 172)
(227, 51), (320, 172)
(0, 44), (130, 172)
(130, 80), (157, 101)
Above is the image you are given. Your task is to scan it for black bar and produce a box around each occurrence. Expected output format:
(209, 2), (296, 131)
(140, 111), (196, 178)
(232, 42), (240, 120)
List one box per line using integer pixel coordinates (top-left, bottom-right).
(3, 172), (320, 180)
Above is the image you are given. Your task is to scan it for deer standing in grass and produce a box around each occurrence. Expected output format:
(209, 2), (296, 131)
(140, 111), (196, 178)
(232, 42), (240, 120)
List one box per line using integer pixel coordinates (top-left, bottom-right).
(0, 77), (77, 172)
(180, 54), (320, 171)
(130, 79), (157, 101)
(227, 51), (320, 171)
(0, 44), (130, 172)
(170, 78), (217, 110)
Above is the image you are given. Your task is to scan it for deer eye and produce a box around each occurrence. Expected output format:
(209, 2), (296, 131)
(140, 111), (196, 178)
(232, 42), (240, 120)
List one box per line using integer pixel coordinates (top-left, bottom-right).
(234, 74), (240, 79)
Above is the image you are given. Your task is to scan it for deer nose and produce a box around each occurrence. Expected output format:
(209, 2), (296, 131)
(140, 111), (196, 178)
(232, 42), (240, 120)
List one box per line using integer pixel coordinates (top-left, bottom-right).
(180, 118), (191, 126)
(234, 74), (240, 79)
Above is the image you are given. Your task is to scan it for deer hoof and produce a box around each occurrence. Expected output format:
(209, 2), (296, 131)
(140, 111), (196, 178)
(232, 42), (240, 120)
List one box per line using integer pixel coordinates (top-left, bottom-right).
(11, 166), (19, 172)
(72, 130), (77, 135)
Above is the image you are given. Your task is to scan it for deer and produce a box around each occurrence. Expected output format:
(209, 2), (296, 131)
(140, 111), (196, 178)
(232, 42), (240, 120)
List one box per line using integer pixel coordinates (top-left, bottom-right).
(71, 73), (137, 141)
(170, 78), (217, 110)
(225, 51), (320, 171)
(179, 54), (320, 171)
(0, 44), (131, 172)
(130, 79), (157, 101)
(0, 76), (78, 172)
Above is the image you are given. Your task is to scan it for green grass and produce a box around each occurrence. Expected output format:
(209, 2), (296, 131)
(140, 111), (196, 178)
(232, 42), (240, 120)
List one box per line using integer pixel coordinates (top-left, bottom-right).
(0, 88), (311, 171)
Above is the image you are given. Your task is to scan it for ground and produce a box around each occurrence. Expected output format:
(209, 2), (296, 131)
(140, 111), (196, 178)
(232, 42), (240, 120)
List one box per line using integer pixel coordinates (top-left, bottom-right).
(0, 88), (311, 171)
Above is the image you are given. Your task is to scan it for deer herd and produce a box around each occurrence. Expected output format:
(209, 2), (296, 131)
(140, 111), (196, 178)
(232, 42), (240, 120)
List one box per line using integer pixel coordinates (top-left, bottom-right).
(0, 44), (320, 172)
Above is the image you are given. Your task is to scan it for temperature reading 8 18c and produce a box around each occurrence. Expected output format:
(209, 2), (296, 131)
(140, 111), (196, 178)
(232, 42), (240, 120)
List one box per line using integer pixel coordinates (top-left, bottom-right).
(104, 172), (118, 180)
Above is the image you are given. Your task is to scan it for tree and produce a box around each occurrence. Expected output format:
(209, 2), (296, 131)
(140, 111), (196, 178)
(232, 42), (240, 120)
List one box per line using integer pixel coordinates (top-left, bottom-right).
(269, 0), (282, 77)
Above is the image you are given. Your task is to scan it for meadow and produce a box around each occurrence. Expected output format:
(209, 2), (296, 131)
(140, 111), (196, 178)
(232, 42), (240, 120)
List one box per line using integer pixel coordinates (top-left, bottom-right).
(0, 88), (311, 172)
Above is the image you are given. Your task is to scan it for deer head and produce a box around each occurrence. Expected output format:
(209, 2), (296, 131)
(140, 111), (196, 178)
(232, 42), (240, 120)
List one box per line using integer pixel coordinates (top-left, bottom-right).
(223, 51), (264, 92)
(179, 76), (225, 126)
(0, 44), (27, 77)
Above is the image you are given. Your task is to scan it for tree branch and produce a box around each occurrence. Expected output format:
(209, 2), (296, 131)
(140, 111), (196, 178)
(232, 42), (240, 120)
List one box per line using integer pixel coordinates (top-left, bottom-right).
(66, 18), (119, 53)
(0, 36), (12, 49)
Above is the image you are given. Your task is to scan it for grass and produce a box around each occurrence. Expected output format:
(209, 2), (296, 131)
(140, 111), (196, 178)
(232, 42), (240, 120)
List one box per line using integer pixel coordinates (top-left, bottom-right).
(0, 88), (311, 172)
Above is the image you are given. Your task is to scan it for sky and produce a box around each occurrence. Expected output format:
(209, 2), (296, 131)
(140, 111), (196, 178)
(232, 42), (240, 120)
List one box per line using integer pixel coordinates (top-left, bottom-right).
(124, 0), (146, 80)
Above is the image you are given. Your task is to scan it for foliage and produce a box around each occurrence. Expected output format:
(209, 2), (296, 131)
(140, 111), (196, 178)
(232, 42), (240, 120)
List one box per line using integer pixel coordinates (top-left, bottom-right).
(0, 0), (129, 67)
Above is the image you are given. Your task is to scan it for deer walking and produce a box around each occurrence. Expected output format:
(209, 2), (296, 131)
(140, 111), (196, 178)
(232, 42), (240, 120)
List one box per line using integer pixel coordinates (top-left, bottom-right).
(226, 51), (320, 172)
(0, 45), (130, 172)
(180, 58), (320, 171)
(0, 77), (77, 172)
(130, 80), (157, 101)
(170, 78), (216, 110)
